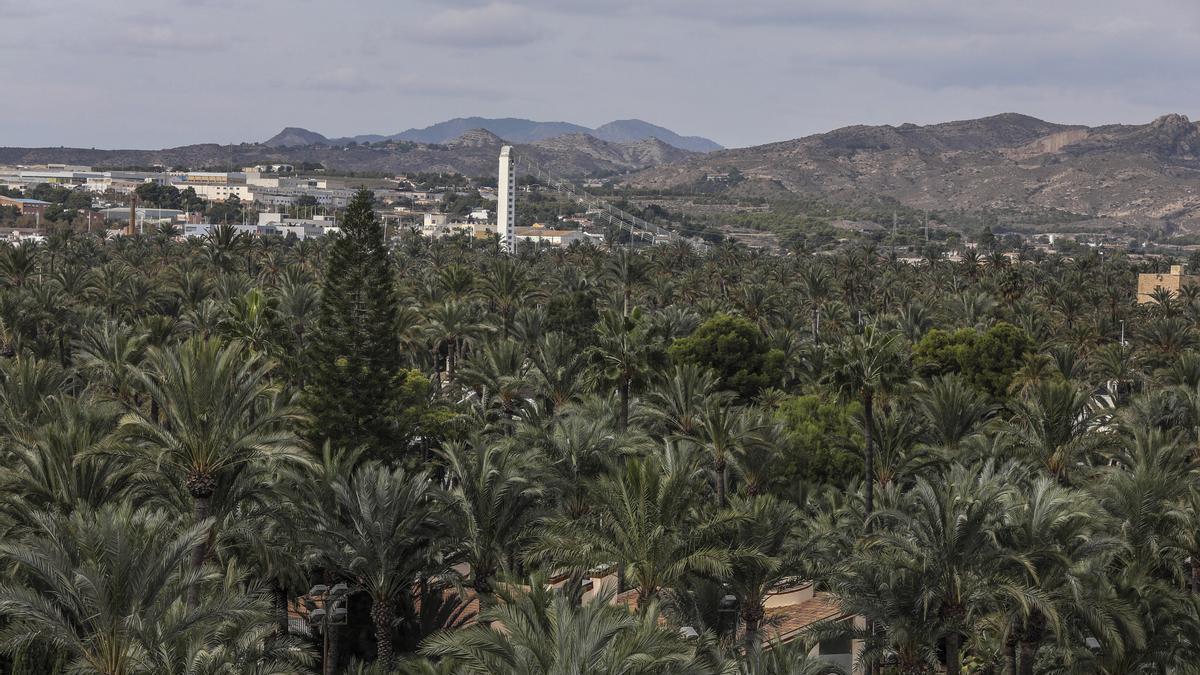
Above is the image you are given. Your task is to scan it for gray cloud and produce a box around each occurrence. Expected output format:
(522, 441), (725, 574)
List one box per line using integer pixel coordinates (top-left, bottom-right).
(406, 3), (548, 48)
(1, 0), (1198, 149)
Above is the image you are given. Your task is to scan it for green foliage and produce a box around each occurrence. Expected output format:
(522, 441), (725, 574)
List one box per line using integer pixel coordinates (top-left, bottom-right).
(135, 182), (183, 209)
(913, 321), (1033, 397)
(668, 313), (784, 399)
(0, 217), (1194, 674)
(774, 393), (862, 487)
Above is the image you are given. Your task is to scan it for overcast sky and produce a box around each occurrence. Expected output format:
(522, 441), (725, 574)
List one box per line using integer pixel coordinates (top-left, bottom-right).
(2, 0), (1198, 150)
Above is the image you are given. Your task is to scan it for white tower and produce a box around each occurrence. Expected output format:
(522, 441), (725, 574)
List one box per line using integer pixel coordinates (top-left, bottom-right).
(497, 145), (516, 253)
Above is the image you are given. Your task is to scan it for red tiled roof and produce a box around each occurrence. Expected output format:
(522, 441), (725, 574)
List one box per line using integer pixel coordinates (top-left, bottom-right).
(760, 592), (845, 644)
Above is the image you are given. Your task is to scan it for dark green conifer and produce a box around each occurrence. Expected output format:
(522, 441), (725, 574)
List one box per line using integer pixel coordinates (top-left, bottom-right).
(305, 189), (401, 458)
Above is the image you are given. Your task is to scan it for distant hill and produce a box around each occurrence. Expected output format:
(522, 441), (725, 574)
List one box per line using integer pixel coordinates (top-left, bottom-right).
(592, 120), (722, 153)
(0, 129), (696, 178)
(627, 112), (1200, 230)
(263, 117), (723, 153)
(392, 118), (592, 145)
(263, 127), (331, 147)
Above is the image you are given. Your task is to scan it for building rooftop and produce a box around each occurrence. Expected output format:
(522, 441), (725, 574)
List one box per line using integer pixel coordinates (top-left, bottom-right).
(0, 197), (51, 205)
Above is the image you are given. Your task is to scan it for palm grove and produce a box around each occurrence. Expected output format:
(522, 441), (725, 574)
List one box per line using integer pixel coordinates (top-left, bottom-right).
(0, 187), (1198, 674)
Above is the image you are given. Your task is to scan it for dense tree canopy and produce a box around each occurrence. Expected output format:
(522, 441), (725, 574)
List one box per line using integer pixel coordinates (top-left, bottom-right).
(0, 225), (1197, 675)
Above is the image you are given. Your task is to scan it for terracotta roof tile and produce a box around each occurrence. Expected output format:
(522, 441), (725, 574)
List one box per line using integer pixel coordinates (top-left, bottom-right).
(759, 592), (845, 644)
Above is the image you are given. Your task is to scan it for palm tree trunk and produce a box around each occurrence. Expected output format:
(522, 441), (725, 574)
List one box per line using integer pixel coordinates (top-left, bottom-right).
(566, 567), (586, 606)
(1017, 614), (1042, 675)
(715, 457), (727, 507)
(741, 603), (763, 649)
(1002, 627), (1018, 675)
(1017, 640), (1037, 675)
(274, 582), (289, 638)
(187, 489), (211, 608)
(618, 379), (630, 432)
(863, 391), (875, 522)
(946, 631), (961, 675)
(474, 575), (495, 627)
(371, 597), (394, 666)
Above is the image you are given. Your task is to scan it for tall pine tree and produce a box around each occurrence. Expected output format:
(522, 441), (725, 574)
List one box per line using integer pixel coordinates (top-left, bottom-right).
(306, 189), (402, 458)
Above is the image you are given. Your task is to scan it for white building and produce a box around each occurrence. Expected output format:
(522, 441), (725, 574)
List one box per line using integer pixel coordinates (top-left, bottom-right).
(497, 146), (516, 252)
(178, 183), (254, 202)
(256, 212), (337, 239)
(514, 226), (585, 247)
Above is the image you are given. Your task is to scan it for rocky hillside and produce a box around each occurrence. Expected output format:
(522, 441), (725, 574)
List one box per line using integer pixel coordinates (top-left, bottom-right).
(0, 130), (695, 177)
(629, 113), (1200, 229)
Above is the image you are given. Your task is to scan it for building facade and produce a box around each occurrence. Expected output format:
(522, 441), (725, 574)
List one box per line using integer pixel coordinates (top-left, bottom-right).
(1137, 265), (1199, 304)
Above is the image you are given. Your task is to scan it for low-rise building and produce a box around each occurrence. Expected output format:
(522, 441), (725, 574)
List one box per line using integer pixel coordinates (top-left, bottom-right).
(179, 183), (254, 203)
(0, 196), (50, 218)
(1137, 264), (1199, 304)
(515, 224), (585, 247)
(100, 207), (186, 228)
(257, 212), (337, 239)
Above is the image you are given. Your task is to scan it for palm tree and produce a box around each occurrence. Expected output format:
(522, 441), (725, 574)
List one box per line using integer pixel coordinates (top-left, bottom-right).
(914, 374), (995, 452)
(606, 247), (646, 316)
(439, 439), (544, 614)
(316, 463), (439, 666)
(529, 331), (588, 413)
(995, 475), (1130, 675)
(688, 396), (758, 507)
(533, 456), (731, 607)
(419, 575), (709, 674)
(113, 336), (309, 606)
(735, 641), (846, 675)
(640, 363), (723, 438)
(587, 308), (659, 432)
(478, 257), (540, 338)
(0, 355), (70, 434)
(532, 412), (626, 521)
(721, 495), (808, 646)
(826, 325), (908, 518)
(424, 299), (487, 383)
(0, 504), (274, 675)
(0, 396), (139, 519)
(73, 320), (146, 405)
(870, 463), (1020, 673)
(1001, 379), (1106, 485)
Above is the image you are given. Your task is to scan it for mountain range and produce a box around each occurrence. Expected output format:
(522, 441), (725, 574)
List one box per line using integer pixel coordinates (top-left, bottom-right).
(628, 112), (1200, 230)
(263, 117), (723, 153)
(0, 128), (697, 178)
(6, 112), (1200, 231)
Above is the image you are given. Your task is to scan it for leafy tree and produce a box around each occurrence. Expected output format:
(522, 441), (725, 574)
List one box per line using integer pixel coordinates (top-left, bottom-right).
(913, 322), (1033, 397)
(773, 394), (863, 487)
(668, 313), (784, 399)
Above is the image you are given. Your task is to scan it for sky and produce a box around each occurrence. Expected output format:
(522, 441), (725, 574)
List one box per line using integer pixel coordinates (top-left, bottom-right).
(2, 0), (1199, 150)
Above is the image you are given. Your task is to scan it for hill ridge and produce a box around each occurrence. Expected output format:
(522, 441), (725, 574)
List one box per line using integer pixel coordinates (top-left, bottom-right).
(263, 117), (722, 153)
